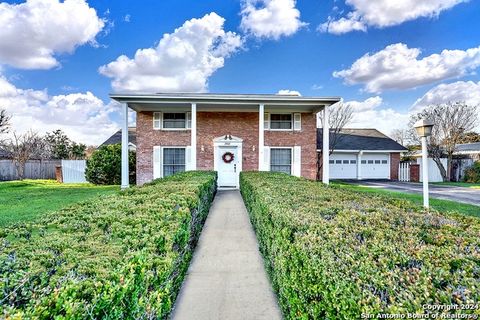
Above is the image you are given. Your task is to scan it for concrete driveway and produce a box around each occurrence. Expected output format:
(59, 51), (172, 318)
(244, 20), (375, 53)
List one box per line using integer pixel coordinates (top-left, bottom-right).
(346, 181), (480, 207)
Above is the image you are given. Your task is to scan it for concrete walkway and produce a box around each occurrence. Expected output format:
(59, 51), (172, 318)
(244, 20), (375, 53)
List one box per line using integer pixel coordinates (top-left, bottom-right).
(171, 191), (282, 320)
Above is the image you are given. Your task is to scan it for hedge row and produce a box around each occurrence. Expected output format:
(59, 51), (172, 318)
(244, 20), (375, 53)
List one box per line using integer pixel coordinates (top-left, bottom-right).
(240, 172), (480, 319)
(1, 171), (216, 319)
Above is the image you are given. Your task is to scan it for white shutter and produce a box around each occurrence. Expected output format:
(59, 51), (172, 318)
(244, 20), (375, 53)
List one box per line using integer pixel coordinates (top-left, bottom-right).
(293, 113), (301, 131)
(153, 146), (162, 179)
(263, 146), (270, 171)
(264, 112), (270, 130)
(185, 146), (193, 171)
(186, 112), (192, 129)
(153, 112), (162, 129)
(293, 146), (301, 177)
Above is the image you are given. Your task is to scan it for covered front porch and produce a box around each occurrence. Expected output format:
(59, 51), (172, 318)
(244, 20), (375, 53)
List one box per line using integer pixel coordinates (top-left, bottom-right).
(110, 93), (340, 188)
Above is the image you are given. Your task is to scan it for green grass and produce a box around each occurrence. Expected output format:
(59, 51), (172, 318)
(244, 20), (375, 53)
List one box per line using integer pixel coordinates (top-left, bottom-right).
(0, 179), (118, 226)
(332, 181), (480, 217)
(432, 181), (480, 189)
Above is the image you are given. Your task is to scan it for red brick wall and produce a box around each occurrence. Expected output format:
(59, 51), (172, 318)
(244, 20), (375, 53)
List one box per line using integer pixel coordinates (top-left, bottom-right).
(197, 112), (259, 171)
(265, 113), (318, 179)
(390, 152), (400, 181)
(136, 112), (190, 185)
(135, 111), (318, 184)
(410, 164), (420, 182)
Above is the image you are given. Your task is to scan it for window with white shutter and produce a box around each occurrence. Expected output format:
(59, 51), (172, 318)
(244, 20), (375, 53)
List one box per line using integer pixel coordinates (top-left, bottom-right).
(293, 113), (301, 131)
(153, 112), (162, 129)
(153, 146), (161, 179)
(264, 112), (270, 130)
(186, 112), (192, 129)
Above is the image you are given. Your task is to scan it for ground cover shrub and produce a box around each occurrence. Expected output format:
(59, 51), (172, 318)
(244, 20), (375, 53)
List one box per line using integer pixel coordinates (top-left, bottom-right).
(1, 171), (216, 319)
(85, 144), (136, 185)
(463, 161), (480, 183)
(240, 172), (480, 319)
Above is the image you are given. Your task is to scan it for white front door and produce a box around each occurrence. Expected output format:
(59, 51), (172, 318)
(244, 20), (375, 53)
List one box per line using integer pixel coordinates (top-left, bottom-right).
(217, 146), (240, 188)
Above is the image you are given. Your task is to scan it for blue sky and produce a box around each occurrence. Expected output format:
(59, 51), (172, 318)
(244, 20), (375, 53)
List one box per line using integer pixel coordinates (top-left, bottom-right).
(0, 0), (479, 144)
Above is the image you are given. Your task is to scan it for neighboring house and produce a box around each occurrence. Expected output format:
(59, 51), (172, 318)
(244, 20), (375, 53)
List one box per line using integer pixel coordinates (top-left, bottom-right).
(454, 142), (480, 161)
(111, 93), (340, 188)
(409, 142), (480, 181)
(100, 127), (137, 151)
(317, 129), (407, 180)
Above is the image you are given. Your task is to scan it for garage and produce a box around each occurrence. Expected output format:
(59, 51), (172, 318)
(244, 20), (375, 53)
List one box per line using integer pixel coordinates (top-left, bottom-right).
(361, 153), (390, 179)
(318, 128), (407, 181)
(329, 153), (357, 179)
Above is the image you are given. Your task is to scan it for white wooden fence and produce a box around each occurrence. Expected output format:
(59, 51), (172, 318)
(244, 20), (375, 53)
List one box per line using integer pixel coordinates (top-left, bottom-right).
(417, 158), (446, 182)
(398, 162), (410, 182)
(61, 160), (87, 183)
(0, 160), (60, 181)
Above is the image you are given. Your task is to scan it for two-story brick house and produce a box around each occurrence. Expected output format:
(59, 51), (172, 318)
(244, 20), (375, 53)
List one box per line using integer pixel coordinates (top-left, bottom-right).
(111, 93), (339, 189)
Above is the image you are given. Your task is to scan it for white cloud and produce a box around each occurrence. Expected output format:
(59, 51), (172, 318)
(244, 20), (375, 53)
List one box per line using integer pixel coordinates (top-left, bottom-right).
(413, 80), (480, 110)
(240, 0), (306, 40)
(333, 43), (480, 93)
(124, 14), (131, 23)
(343, 96), (410, 134)
(0, 76), (118, 145)
(318, 12), (366, 35)
(320, 0), (467, 34)
(0, 0), (105, 70)
(99, 12), (242, 93)
(277, 89), (301, 96)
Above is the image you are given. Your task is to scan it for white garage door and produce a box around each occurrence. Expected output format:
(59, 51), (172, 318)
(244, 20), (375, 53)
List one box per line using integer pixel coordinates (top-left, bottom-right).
(329, 153), (357, 179)
(361, 153), (390, 179)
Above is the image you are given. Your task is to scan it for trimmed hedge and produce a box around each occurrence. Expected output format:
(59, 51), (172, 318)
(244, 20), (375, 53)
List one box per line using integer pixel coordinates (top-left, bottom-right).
(1, 171), (216, 319)
(240, 172), (480, 319)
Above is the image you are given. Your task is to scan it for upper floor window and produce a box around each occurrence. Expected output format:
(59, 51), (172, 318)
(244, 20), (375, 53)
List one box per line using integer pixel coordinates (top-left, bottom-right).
(270, 114), (292, 130)
(153, 112), (191, 130)
(164, 113), (186, 129)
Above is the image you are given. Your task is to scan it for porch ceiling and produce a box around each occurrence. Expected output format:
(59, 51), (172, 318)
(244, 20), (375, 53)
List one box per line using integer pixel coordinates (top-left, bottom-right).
(110, 92), (341, 113)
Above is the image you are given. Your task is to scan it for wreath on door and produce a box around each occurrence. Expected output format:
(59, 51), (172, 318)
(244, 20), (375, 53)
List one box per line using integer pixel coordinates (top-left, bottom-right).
(222, 152), (235, 163)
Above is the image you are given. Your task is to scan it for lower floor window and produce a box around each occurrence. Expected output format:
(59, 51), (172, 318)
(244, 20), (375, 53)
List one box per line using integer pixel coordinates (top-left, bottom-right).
(163, 148), (185, 177)
(270, 148), (292, 174)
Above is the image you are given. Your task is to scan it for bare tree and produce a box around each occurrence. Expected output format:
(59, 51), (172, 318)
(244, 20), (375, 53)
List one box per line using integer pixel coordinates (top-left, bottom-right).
(390, 128), (409, 146)
(317, 101), (354, 179)
(408, 102), (478, 181)
(0, 109), (11, 135)
(1, 131), (47, 180)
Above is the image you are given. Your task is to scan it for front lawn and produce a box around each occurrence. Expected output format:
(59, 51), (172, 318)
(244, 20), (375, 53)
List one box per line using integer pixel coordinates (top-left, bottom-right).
(332, 181), (480, 218)
(241, 172), (480, 319)
(0, 179), (118, 226)
(432, 181), (480, 189)
(0, 171), (217, 319)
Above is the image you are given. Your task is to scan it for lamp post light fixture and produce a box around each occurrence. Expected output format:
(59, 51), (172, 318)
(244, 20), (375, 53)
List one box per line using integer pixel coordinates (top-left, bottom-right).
(414, 119), (434, 209)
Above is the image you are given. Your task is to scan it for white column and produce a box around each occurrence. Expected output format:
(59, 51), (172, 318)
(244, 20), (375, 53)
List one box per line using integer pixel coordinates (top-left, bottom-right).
(259, 104), (265, 171)
(191, 103), (197, 170)
(121, 103), (129, 189)
(322, 105), (330, 184)
(421, 136), (429, 208)
(357, 151), (363, 180)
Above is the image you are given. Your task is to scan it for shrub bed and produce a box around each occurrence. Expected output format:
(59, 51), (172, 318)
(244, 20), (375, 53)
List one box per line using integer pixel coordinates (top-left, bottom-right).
(240, 172), (480, 319)
(463, 161), (480, 183)
(1, 171), (216, 319)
